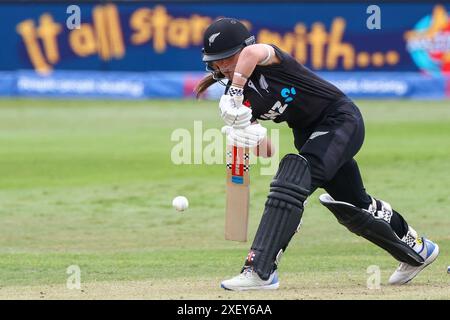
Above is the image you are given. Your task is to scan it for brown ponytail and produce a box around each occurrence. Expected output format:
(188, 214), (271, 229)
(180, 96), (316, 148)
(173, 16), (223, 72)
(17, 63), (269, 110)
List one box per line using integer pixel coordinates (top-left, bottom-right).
(194, 74), (217, 99)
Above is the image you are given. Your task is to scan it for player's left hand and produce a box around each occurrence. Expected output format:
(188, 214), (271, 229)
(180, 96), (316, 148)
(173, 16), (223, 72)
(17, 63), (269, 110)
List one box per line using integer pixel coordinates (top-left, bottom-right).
(221, 123), (267, 148)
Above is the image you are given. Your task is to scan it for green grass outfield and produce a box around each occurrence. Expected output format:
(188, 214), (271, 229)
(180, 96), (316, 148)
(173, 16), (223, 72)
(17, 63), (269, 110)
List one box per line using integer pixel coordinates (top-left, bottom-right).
(0, 98), (449, 299)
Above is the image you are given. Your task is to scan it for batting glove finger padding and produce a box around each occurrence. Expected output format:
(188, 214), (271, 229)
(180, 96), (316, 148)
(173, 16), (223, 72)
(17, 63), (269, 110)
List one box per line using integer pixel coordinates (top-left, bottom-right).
(223, 123), (267, 148)
(219, 94), (252, 128)
(221, 125), (233, 135)
(223, 107), (252, 128)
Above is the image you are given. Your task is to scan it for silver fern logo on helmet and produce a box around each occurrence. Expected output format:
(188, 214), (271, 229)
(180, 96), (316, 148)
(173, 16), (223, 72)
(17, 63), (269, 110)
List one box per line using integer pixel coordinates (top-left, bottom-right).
(208, 32), (221, 46)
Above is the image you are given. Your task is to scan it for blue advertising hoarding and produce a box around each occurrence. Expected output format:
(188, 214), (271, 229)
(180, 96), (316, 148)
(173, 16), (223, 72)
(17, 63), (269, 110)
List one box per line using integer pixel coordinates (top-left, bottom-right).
(0, 2), (449, 98)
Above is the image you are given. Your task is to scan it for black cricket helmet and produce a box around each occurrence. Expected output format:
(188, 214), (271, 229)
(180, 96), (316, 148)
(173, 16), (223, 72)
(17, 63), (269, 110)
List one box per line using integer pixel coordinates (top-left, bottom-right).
(202, 18), (255, 62)
(202, 18), (255, 82)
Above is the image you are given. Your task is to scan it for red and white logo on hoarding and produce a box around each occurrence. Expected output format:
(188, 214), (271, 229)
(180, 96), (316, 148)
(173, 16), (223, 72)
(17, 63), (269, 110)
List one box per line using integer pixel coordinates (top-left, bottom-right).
(405, 5), (450, 76)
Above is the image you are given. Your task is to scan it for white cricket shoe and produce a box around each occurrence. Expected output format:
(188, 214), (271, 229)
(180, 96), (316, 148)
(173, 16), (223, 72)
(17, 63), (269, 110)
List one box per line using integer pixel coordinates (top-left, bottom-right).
(389, 237), (439, 285)
(220, 267), (279, 291)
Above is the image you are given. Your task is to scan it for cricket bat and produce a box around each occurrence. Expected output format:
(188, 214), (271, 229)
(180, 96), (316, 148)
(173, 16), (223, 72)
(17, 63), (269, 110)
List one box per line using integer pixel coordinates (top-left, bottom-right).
(225, 144), (250, 242)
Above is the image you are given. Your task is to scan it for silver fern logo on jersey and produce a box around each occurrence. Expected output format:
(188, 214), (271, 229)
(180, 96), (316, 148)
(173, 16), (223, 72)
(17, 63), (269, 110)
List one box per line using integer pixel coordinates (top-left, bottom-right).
(247, 80), (263, 97)
(309, 131), (329, 140)
(208, 32), (221, 46)
(259, 74), (269, 92)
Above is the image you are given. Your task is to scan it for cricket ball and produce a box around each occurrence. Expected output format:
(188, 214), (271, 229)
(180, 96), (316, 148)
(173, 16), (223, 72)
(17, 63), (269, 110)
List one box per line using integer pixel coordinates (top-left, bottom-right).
(172, 196), (189, 212)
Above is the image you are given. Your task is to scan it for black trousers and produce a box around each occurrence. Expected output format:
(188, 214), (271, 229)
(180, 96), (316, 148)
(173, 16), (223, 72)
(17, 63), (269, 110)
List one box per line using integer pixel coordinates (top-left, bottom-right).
(292, 98), (408, 238)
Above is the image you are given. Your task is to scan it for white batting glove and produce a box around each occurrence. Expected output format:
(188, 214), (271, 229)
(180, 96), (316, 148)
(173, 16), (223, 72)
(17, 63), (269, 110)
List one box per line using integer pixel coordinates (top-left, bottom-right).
(219, 85), (252, 129)
(222, 123), (267, 148)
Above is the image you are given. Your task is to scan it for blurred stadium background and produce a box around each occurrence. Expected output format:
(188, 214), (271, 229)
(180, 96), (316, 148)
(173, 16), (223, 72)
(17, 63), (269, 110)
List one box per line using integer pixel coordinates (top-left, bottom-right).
(0, 0), (449, 299)
(2, 0), (450, 99)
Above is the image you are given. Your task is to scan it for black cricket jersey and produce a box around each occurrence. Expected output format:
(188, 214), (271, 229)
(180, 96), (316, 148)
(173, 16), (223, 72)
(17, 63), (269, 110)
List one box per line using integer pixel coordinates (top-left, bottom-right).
(239, 45), (347, 129)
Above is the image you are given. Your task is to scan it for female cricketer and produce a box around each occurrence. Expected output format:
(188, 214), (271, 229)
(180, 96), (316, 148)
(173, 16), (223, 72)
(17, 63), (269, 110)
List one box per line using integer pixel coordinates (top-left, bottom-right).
(195, 18), (439, 291)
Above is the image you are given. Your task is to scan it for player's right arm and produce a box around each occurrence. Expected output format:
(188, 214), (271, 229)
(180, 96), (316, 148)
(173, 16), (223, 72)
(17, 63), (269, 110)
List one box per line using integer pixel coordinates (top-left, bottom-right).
(221, 44), (279, 129)
(231, 44), (280, 88)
